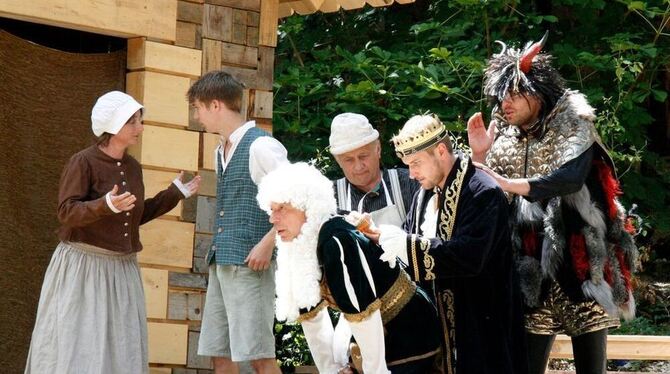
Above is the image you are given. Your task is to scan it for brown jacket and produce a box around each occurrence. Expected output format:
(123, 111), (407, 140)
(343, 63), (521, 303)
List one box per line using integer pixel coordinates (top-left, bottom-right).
(57, 145), (183, 253)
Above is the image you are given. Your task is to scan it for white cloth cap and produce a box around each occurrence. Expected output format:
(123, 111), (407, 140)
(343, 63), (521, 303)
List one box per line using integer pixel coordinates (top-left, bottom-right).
(91, 91), (143, 136)
(329, 113), (379, 155)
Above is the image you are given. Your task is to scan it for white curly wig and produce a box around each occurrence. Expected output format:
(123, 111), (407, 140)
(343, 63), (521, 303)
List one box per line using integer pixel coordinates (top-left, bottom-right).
(257, 162), (337, 322)
(257, 162), (336, 224)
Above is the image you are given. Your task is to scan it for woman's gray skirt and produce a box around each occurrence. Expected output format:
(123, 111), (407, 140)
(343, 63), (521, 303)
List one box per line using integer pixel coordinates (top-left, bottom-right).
(25, 241), (148, 374)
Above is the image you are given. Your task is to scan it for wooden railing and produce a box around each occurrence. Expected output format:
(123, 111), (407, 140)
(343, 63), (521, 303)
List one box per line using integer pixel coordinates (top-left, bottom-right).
(550, 334), (670, 360)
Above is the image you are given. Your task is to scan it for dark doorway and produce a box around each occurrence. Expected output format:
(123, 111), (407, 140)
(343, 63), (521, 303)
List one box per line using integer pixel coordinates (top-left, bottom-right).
(0, 19), (126, 373)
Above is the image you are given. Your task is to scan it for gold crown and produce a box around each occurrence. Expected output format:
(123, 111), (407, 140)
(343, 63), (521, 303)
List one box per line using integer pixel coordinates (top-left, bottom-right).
(392, 116), (448, 158)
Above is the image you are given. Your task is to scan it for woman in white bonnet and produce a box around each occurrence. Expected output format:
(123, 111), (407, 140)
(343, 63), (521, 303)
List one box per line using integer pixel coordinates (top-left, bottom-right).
(25, 91), (201, 374)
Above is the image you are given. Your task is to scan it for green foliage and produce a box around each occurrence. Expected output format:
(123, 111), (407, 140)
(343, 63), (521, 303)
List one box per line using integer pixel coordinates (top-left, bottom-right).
(274, 321), (312, 370)
(274, 0), (670, 247)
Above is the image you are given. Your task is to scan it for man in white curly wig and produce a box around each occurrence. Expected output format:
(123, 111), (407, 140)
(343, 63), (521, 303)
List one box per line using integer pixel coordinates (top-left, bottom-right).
(257, 162), (440, 374)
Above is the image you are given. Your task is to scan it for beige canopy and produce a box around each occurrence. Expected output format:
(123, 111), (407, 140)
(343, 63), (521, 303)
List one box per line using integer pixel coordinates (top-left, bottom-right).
(279, 0), (415, 18)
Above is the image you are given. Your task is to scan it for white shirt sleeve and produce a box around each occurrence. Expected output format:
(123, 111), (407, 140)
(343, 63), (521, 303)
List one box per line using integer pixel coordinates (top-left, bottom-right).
(105, 192), (122, 213)
(300, 308), (341, 374)
(348, 309), (391, 374)
(172, 178), (191, 199)
(249, 136), (289, 185)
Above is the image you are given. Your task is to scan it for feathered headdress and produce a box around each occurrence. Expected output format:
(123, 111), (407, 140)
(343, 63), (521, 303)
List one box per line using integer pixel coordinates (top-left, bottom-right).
(483, 32), (567, 136)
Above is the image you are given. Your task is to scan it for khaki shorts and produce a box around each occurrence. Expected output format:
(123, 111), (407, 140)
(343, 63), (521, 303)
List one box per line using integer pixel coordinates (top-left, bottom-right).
(198, 262), (277, 361)
(525, 282), (620, 336)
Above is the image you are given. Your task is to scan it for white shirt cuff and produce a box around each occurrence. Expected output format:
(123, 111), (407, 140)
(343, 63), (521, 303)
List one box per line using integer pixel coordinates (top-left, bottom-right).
(106, 192), (122, 213)
(172, 178), (191, 199)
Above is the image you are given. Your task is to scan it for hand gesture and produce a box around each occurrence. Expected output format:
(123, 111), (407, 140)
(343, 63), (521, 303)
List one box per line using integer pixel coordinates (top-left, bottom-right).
(467, 112), (496, 161)
(109, 184), (136, 212)
(178, 171), (202, 196)
(377, 224), (408, 268)
(473, 162), (507, 190)
(245, 240), (273, 271)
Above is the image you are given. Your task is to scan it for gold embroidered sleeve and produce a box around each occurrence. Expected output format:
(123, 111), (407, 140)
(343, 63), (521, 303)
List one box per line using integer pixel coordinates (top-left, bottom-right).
(407, 234), (436, 282)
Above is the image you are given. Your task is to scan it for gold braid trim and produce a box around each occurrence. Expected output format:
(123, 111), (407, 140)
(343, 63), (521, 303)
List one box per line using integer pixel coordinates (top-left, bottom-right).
(380, 270), (417, 324)
(343, 299), (382, 323)
(419, 237), (435, 281)
(438, 156), (468, 241)
(409, 234), (421, 281)
(297, 300), (328, 323)
(387, 348), (441, 367)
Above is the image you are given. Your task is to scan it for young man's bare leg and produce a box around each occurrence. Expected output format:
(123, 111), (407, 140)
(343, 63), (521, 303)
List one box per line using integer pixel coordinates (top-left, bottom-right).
(213, 357), (239, 374)
(250, 358), (281, 374)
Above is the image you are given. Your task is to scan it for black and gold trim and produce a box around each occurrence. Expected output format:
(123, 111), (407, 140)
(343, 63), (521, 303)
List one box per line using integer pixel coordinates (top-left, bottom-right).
(380, 270), (417, 324)
(343, 299), (383, 323)
(438, 156), (468, 241)
(407, 235), (436, 282)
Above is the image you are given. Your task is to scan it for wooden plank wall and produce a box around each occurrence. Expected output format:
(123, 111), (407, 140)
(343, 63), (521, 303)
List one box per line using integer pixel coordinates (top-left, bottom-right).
(1, 0), (277, 371)
(129, 0), (279, 372)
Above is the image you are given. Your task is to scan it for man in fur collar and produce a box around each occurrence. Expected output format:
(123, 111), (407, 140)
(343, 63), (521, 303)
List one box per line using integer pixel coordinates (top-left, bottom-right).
(467, 33), (638, 374)
(376, 114), (528, 374)
(257, 162), (440, 374)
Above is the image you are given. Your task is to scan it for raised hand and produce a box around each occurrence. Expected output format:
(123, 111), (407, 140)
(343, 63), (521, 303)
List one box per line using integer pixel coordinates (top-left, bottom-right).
(109, 184), (136, 212)
(178, 171), (202, 196)
(467, 112), (496, 162)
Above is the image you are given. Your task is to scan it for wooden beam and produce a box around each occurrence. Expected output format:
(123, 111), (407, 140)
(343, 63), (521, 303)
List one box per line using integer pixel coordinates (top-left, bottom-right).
(126, 71), (193, 128)
(128, 39), (202, 78)
(251, 90), (273, 119)
(278, 3), (295, 18)
(208, 0), (261, 11)
(291, 0), (325, 13)
(221, 42), (259, 68)
(141, 267), (169, 319)
(366, 0), (394, 7)
(257, 46), (275, 91)
(203, 4), (233, 42)
(142, 168), (183, 217)
(259, 0), (279, 47)
(319, 0), (341, 12)
(128, 124), (199, 172)
(149, 368), (172, 374)
(177, 0), (204, 24)
(550, 334), (670, 360)
(247, 26), (260, 47)
(147, 322), (188, 365)
(201, 132), (220, 170)
(0, 0), (176, 42)
(176, 21), (199, 49)
(138, 218), (195, 269)
(338, 0), (366, 10)
(197, 169), (217, 197)
(202, 38), (223, 73)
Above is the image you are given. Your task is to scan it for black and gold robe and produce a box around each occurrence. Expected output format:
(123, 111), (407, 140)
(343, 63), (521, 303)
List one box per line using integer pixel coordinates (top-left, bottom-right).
(403, 156), (527, 374)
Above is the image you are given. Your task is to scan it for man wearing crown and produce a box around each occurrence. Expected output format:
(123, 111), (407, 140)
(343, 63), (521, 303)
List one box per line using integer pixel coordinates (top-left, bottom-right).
(467, 33), (638, 374)
(257, 162), (441, 374)
(373, 114), (528, 374)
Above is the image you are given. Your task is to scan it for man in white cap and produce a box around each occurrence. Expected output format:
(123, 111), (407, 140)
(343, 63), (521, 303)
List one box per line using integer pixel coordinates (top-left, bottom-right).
(329, 113), (418, 228)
